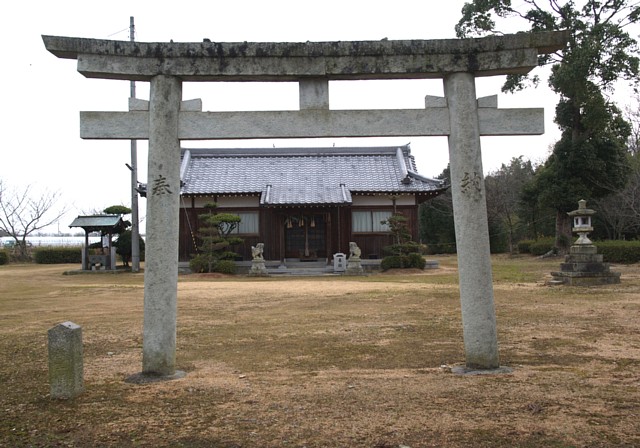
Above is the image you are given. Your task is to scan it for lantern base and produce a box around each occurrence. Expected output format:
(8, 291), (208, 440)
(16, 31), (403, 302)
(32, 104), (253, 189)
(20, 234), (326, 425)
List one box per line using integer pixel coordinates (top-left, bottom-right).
(551, 243), (620, 286)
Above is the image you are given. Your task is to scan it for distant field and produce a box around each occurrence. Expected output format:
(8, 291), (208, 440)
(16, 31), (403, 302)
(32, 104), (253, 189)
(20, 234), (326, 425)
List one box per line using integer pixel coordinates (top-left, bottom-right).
(1, 255), (639, 447)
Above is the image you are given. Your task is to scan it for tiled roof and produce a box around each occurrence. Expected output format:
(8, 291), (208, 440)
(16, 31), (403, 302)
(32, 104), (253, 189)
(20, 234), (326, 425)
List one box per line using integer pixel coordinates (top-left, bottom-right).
(180, 145), (447, 206)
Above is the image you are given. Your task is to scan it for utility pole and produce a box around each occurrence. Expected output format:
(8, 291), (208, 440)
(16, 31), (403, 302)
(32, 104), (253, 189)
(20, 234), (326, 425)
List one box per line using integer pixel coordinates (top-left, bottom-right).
(129, 16), (140, 272)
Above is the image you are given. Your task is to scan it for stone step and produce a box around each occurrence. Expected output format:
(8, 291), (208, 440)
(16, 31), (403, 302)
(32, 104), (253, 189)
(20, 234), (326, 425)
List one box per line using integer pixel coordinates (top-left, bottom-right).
(268, 263), (334, 276)
(547, 279), (565, 286)
(282, 261), (328, 268)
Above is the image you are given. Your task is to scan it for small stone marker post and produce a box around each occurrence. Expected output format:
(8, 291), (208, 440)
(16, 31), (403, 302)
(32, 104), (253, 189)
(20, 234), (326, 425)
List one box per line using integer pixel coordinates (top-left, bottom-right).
(48, 321), (84, 399)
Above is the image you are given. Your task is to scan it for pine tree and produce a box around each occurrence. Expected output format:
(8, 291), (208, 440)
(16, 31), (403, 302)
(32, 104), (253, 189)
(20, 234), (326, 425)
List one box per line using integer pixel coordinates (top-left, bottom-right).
(190, 203), (242, 273)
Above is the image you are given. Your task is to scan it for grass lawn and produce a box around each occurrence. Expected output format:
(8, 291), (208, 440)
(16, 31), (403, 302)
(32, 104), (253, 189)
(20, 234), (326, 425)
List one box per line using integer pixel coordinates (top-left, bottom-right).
(1, 255), (639, 447)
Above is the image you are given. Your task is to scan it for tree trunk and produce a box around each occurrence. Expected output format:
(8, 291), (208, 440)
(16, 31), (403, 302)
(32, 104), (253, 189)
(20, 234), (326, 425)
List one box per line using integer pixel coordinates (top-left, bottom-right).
(505, 214), (515, 255)
(17, 236), (29, 261)
(555, 210), (572, 255)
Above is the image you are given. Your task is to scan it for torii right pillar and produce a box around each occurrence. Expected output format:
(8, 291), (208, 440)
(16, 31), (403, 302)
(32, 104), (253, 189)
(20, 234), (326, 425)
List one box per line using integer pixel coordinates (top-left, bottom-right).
(445, 73), (500, 370)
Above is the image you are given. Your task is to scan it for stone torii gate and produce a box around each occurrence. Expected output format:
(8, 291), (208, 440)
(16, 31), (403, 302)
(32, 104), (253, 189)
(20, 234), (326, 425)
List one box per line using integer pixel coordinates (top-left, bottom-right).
(43, 31), (567, 377)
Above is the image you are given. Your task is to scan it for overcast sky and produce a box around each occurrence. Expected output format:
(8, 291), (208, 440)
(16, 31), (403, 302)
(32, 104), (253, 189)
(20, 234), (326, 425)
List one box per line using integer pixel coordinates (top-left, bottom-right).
(3, 0), (624, 234)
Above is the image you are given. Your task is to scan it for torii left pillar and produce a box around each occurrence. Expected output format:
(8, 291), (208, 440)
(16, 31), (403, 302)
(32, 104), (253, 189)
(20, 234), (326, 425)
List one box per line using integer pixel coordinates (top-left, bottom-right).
(141, 75), (184, 378)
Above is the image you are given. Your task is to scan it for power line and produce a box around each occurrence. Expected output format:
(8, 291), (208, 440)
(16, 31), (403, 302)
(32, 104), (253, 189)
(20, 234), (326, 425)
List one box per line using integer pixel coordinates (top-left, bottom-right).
(107, 27), (129, 39)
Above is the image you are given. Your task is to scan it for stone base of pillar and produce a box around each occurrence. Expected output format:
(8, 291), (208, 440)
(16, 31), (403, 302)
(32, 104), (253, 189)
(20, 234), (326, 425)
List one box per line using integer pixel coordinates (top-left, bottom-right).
(451, 365), (513, 375)
(248, 260), (269, 277)
(125, 370), (186, 384)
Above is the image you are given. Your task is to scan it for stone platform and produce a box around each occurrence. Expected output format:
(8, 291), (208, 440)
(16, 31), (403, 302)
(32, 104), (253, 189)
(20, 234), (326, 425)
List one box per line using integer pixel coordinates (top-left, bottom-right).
(551, 244), (620, 286)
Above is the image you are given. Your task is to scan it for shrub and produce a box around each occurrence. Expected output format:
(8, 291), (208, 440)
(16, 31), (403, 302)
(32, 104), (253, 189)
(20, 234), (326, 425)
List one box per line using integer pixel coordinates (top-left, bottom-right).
(218, 250), (240, 261)
(595, 240), (640, 264)
(382, 241), (422, 257)
(189, 255), (237, 274)
(418, 244), (430, 255)
(34, 247), (82, 264)
(214, 260), (237, 274)
(380, 253), (426, 271)
(517, 239), (535, 254)
(529, 237), (556, 256)
(189, 254), (210, 273)
(381, 256), (403, 270)
(0, 251), (7, 265)
(113, 230), (146, 266)
(407, 253), (426, 269)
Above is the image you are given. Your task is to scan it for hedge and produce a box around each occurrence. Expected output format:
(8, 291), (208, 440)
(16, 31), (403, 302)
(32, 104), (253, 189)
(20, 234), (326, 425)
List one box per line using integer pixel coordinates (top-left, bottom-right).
(381, 253), (426, 271)
(0, 251), (7, 265)
(189, 255), (237, 274)
(518, 238), (640, 263)
(34, 247), (82, 264)
(595, 240), (640, 264)
(517, 238), (557, 255)
(189, 255), (210, 273)
(517, 239), (535, 254)
(214, 260), (237, 274)
(528, 237), (556, 256)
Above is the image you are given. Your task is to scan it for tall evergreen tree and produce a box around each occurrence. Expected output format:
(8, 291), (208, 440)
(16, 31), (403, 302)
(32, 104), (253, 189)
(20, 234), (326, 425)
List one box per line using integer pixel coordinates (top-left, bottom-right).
(457, 0), (640, 251)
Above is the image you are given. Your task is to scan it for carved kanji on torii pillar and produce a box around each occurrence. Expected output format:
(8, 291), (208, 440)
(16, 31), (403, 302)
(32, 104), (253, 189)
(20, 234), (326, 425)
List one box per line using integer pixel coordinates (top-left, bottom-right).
(43, 31), (567, 377)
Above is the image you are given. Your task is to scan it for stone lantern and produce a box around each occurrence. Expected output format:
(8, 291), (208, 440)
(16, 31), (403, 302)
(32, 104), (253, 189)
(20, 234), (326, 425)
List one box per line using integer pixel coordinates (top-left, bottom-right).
(568, 199), (595, 245)
(551, 199), (620, 286)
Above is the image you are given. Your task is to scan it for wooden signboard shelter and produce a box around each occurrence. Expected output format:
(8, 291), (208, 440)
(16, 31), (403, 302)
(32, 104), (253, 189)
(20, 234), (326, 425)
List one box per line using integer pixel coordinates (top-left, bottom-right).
(69, 214), (126, 271)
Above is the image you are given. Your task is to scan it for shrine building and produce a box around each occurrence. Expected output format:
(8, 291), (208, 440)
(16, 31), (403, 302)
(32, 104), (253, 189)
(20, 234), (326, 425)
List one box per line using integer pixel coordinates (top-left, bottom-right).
(178, 144), (447, 262)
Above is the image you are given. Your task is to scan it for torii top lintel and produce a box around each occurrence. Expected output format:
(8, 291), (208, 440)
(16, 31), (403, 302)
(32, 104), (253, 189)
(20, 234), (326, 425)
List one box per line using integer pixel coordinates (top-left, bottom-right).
(42, 31), (567, 82)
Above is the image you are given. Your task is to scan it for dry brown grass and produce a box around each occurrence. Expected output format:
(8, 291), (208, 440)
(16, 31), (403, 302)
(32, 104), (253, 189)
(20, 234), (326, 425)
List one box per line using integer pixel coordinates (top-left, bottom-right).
(1, 255), (639, 447)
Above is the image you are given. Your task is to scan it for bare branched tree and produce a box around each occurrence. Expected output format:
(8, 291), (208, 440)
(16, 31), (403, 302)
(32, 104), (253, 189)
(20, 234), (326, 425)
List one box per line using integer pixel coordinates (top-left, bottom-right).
(627, 95), (640, 156)
(0, 180), (68, 260)
(594, 95), (640, 238)
(484, 157), (536, 253)
(594, 182), (640, 239)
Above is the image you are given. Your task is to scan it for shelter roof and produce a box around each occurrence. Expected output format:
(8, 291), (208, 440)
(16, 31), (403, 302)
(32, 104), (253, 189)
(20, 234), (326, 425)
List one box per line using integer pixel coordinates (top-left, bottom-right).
(69, 215), (126, 233)
(180, 145), (447, 206)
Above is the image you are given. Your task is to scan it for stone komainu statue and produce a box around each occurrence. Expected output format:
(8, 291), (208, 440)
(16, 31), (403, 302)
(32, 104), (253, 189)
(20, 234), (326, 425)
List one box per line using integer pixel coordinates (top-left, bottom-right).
(349, 242), (361, 259)
(251, 243), (264, 260)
